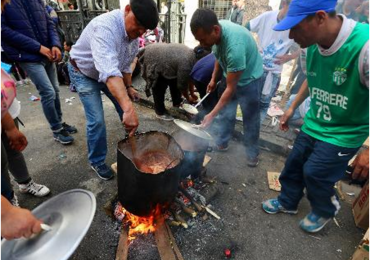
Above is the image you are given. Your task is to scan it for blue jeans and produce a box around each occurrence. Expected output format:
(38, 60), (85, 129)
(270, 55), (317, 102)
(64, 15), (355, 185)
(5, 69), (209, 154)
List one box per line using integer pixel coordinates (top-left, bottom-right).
(19, 60), (63, 131)
(260, 71), (281, 123)
(216, 77), (263, 159)
(68, 63), (123, 166)
(278, 131), (359, 218)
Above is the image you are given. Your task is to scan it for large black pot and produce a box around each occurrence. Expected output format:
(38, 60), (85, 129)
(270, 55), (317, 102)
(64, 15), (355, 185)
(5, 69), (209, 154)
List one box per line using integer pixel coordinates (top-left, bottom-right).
(117, 131), (184, 217)
(172, 129), (209, 180)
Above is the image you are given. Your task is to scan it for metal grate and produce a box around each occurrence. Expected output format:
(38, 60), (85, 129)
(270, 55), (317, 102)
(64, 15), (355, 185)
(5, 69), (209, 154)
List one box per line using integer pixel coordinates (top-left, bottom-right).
(200, 0), (232, 20)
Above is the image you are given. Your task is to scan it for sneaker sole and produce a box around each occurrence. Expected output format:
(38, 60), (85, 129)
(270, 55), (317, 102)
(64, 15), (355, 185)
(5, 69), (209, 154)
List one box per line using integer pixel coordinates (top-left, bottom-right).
(247, 161), (259, 167)
(300, 219), (331, 233)
(90, 166), (113, 181)
(262, 204), (298, 215)
(214, 147), (229, 152)
(155, 115), (174, 121)
(19, 189), (50, 197)
(54, 138), (74, 145)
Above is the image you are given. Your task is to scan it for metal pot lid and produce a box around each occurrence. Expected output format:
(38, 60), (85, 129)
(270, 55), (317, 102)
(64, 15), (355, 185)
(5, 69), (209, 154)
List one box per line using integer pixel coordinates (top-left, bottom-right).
(182, 104), (199, 115)
(1, 189), (96, 260)
(174, 119), (213, 141)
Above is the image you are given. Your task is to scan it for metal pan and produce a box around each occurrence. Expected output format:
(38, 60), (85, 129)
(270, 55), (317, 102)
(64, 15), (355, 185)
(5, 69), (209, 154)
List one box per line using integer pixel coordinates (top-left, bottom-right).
(173, 119), (213, 141)
(1, 189), (96, 260)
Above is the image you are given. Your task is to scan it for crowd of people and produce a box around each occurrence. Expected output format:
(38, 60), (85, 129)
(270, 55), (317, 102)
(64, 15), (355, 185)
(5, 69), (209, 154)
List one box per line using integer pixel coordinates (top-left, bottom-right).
(1, 0), (369, 247)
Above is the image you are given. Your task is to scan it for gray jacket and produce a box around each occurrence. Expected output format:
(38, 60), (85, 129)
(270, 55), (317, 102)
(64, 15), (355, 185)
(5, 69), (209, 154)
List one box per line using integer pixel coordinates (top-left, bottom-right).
(139, 43), (196, 96)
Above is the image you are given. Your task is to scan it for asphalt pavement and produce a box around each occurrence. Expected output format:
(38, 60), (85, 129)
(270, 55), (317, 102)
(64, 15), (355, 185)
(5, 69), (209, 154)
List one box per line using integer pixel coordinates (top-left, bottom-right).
(12, 81), (365, 260)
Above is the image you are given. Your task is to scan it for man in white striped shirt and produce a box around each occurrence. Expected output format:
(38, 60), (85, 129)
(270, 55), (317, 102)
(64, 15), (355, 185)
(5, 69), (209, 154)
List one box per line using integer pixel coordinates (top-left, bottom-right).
(68, 0), (159, 180)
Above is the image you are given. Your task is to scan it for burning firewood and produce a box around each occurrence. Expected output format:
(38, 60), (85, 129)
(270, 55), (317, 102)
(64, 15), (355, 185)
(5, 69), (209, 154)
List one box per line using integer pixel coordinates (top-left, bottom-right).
(168, 220), (182, 227)
(175, 198), (197, 218)
(169, 209), (188, 229)
(204, 206), (221, 220)
(179, 186), (203, 212)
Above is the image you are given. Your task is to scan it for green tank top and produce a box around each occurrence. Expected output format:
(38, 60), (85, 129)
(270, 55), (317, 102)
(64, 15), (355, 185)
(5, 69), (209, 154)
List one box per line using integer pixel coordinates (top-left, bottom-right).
(302, 22), (369, 148)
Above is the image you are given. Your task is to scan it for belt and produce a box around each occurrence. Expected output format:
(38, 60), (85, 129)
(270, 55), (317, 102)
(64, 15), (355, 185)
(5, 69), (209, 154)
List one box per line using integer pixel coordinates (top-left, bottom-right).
(70, 59), (80, 72)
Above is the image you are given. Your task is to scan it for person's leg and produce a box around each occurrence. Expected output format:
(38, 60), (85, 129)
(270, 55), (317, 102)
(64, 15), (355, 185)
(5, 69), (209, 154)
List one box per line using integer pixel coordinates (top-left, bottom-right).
(260, 73), (281, 124)
(213, 77), (236, 149)
(44, 61), (63, 123)
(303, 141), (359, 219)
(19, 61), (63, 132)
(1, 122), (30, 184)
(262, 131), (314, 214)
(1, 141), (14, 202)
(278, 132), (315, 209)
(168, 79), (183, 107)
(68, 64), (108, 167)
(237, 77), (263, 164)
(1, 119), (50, 196)
(152, 76), (169, 115)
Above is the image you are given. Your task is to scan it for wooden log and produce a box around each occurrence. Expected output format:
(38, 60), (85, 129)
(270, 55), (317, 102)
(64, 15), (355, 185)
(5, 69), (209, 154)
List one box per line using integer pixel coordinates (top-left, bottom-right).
(155, 220), (185, 260)
(115, 226), (129, 260)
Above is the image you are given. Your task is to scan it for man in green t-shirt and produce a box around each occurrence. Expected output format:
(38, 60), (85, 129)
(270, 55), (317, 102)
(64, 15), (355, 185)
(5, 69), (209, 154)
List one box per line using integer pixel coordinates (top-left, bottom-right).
(262, 0), (369, 233)
(190, 8), (264, 167)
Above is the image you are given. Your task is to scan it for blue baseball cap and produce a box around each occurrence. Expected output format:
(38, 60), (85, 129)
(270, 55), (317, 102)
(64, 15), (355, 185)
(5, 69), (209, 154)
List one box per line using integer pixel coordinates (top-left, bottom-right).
(274, 0), (338, 31)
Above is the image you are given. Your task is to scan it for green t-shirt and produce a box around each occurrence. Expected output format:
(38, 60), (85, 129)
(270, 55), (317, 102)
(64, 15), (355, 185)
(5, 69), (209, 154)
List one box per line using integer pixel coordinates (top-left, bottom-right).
(302, 22), (369, 148)
(212, 20), (263, 86)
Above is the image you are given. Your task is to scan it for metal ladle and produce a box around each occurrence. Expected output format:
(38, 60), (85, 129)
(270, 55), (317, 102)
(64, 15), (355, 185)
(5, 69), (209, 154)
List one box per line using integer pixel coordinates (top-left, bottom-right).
(194, 92), (210, 108)
(182, 92), (211, 115)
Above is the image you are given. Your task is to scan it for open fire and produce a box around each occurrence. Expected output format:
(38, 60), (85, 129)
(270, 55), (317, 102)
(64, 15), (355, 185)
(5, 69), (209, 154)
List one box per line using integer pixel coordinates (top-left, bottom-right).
(115, 203), (164, 240)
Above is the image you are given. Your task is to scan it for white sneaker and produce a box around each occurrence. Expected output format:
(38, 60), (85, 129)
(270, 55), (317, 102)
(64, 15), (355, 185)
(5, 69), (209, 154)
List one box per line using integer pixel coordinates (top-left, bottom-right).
(19, 180), (50, 197)
(11, 194), (20, 207)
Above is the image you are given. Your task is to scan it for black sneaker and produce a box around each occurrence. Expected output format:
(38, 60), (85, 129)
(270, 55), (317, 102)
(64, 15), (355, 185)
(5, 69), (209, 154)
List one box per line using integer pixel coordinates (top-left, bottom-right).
(53, 128), (74, 145)
(247, 157), (259, 167)
(62, 122), (78, 134)
(91, 164), (114, 180)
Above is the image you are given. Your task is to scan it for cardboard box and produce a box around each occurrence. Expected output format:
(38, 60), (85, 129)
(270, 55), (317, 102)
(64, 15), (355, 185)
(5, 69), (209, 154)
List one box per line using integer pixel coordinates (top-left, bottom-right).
(267, 172), (281, 192)
(351, 229), (369, 260)
(353, 182), (369, 230)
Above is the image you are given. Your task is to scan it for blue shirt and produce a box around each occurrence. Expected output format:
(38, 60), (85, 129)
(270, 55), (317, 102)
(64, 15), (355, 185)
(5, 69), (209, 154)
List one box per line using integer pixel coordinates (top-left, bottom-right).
(70, 10), (139, 83)
(190, 53), (216, 85)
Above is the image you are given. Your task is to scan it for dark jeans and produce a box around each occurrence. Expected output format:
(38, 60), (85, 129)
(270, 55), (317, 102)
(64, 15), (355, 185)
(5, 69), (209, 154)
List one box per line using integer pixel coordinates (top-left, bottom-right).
(1, 119), (32, 201)
(152, 76), (182, 115)
(19, 60), (63, 131)
(216, 77), (263, 159)
(278, 131), (359, 218)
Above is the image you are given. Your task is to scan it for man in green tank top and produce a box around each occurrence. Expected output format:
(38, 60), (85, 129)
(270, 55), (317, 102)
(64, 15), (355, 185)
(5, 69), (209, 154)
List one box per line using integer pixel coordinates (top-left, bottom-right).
(262, 0), (369, 233)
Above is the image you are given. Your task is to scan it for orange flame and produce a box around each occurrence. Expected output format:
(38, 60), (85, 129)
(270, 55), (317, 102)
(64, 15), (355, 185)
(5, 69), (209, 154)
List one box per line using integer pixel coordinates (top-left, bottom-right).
(121, 205), (163, 241)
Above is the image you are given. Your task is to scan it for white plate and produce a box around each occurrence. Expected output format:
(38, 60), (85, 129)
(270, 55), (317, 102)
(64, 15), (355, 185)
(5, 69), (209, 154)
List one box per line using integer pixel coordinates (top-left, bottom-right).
(1, 189), (96, 260)
(182, 104), (199, 115)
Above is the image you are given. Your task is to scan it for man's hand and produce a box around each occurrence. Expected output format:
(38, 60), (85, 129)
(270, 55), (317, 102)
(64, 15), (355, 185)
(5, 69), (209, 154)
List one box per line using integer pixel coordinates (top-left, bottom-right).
(122, 107), (139, 137)
(127, 87), (140, 102)
(4, 128), (28, 151)
(351, 149), (369, 181)
(279, 108), (294, 132)
(207, 80), (217, 93)
(201, 113), (215, 129)
(51, 47), (62, 62)
(187, 95), (198, 105)
(39, 45), (53, 61)
(1, 197), (42, 240)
